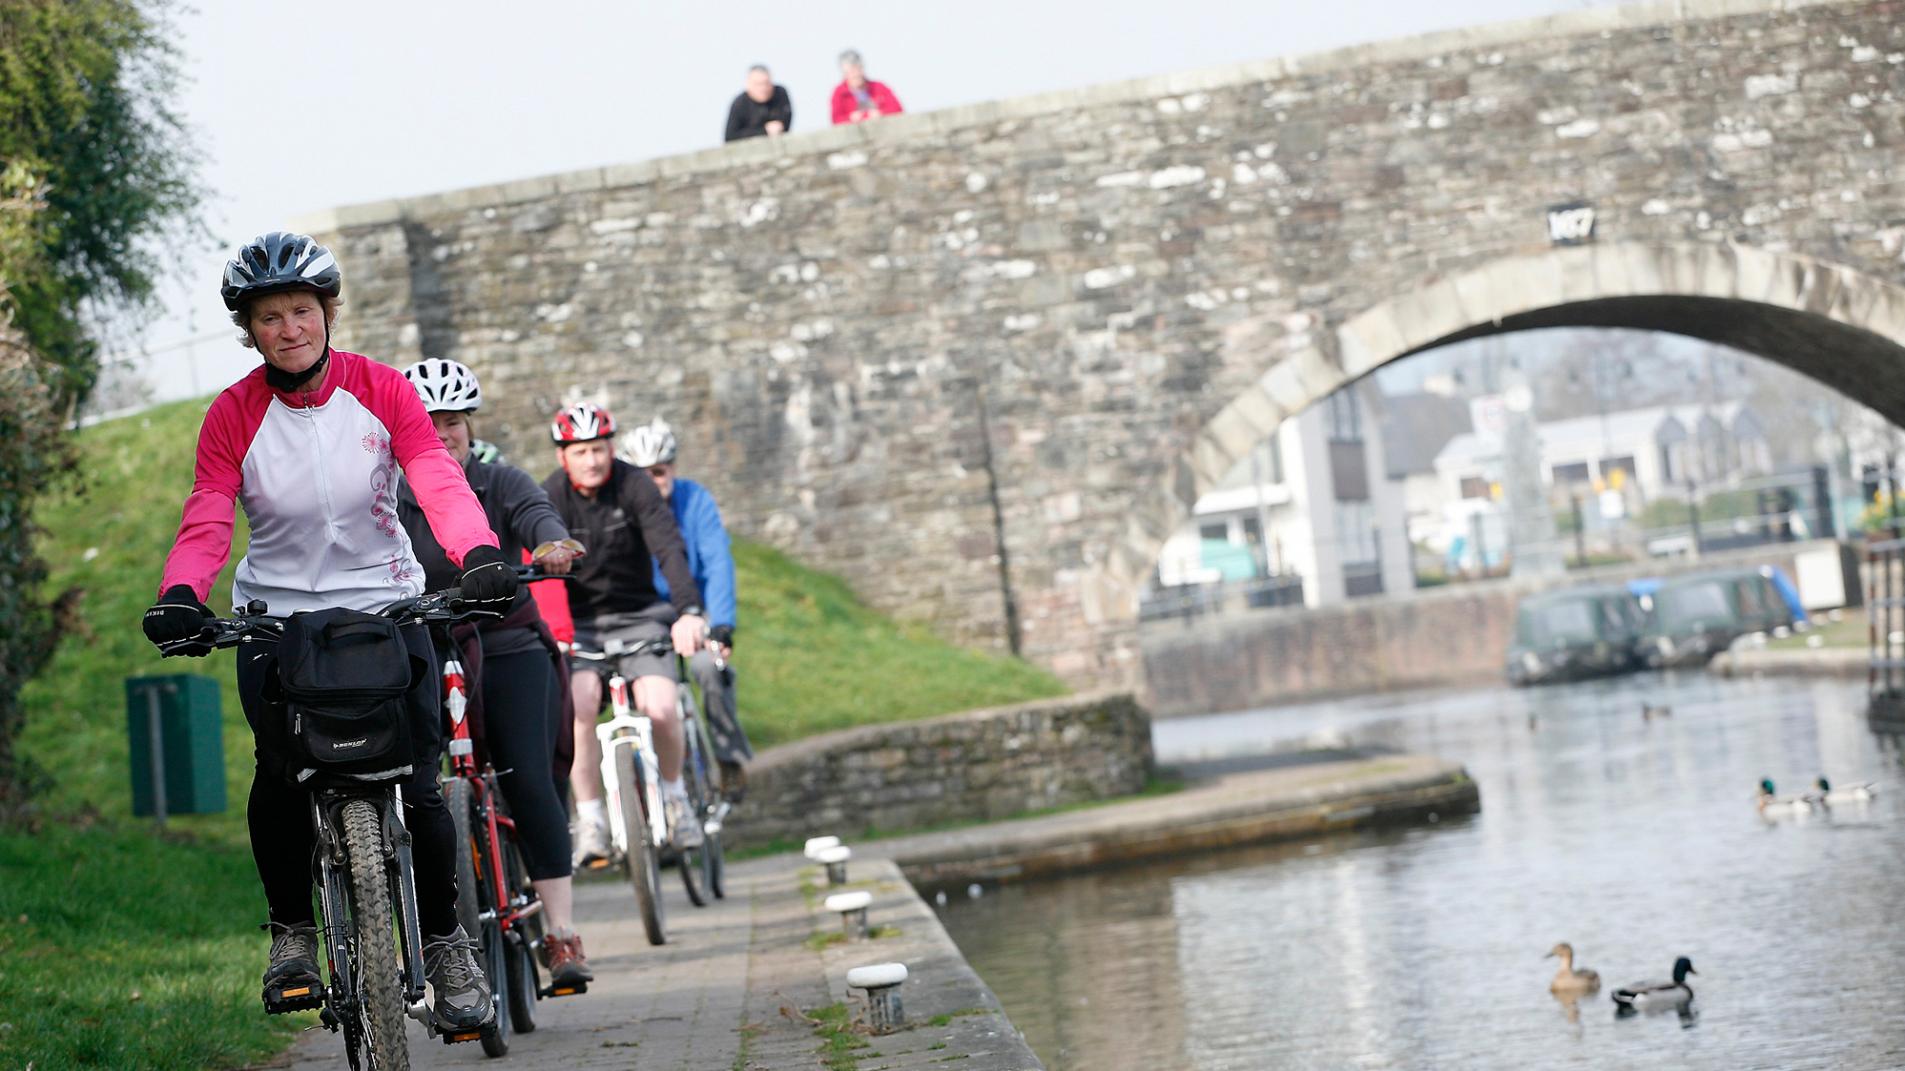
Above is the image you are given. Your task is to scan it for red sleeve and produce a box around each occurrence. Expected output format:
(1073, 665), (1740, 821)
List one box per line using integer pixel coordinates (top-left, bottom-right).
(359, 356), (498, 567)
(831, 83), (854, 124)
(159, 388), (260, 600)
(873, 82), (902, 115)
(529, 574), (574, 644)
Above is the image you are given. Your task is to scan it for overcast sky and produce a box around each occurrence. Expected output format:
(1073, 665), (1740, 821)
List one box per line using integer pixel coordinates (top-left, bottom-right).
(118, 0), (1620, 408)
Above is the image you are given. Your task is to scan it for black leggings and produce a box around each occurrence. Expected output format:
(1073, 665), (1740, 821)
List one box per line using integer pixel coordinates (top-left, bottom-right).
(238, 623), (459, 937)
(480, 649), (572, 881)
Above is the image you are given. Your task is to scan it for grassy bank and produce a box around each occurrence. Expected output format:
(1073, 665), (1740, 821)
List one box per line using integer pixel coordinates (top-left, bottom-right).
(6, 397), (1064, 1069)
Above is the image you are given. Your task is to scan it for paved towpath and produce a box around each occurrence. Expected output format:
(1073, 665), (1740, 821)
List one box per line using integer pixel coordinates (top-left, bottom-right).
(263, 852), (1041, 1070)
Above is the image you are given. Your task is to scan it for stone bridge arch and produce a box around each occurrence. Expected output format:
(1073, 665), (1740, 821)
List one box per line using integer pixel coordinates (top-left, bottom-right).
(1103, 242), (1905, 671)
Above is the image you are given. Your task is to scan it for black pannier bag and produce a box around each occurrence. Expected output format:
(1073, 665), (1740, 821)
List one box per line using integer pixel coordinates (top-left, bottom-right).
(276, 607), (416, 782)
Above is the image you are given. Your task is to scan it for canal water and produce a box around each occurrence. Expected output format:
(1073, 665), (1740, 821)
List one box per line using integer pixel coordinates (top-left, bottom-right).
(936, 674), (1905, 1071)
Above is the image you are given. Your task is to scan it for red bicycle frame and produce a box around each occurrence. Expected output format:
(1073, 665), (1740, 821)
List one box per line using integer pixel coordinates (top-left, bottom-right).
(441, 658), (554, 976)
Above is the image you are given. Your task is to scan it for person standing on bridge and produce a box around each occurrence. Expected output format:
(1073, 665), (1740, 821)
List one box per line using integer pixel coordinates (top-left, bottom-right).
(725, 64), (793, 142)
(831, 49), (902, 124)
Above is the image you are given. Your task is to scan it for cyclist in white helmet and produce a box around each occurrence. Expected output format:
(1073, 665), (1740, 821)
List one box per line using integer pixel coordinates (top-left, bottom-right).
(623, 417), (754, 798)
(395, 358), (595, 988)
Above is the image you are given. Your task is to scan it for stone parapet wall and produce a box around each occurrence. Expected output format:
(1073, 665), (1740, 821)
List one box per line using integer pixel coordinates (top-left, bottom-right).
(730, 692), (1153, 850)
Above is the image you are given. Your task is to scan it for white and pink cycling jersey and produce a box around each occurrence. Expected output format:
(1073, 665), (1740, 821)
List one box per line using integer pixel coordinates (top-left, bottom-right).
(159, 349), (498, 615)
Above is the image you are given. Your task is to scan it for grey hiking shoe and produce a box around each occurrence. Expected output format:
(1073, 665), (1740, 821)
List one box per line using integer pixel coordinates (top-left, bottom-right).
(423, 925), (493, 1030)
(664, 787), (704, 849)
(261, 922), (321, 1009)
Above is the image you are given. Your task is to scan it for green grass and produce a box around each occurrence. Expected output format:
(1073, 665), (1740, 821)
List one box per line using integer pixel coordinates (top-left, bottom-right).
(1766, 607), (1866, 650)
(9, 396), (1067, 1068)
(807, 1002), (870, 1070)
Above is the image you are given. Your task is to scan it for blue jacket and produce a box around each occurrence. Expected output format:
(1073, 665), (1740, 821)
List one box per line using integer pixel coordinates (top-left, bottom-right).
(653, 478), (737, 629)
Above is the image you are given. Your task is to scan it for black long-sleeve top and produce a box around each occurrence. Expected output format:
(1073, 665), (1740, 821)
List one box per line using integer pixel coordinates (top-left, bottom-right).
(540, 460), (703, 621)
(725, 86), (793, 142)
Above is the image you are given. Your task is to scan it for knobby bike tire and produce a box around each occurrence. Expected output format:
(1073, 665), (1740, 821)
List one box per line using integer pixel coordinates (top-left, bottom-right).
(478, 909), (511, 1058)
(708, 825), (727, 901)
(677, 714), (711, 908)
(614, 743), (667, 945)
(445, 778), (481, 941)
(341, 798), (411, 1071)
(458, 783), (510, 1058)
(501, 837), (539, 1033)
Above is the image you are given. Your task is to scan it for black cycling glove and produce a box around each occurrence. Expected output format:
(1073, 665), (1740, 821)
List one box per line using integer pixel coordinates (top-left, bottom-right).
(142, 585), (215, 656)
(458, 545), (519, 604)
(708, 624), (734, 649)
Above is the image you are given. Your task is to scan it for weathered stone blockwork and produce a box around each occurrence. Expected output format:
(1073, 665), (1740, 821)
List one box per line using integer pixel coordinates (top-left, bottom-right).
(302, 0), (1905, 685)
(729, 693), (1154, 850)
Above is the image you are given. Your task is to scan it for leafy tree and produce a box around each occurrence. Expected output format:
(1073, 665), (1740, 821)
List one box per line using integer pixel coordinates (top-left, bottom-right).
(0, 0), (201, 813)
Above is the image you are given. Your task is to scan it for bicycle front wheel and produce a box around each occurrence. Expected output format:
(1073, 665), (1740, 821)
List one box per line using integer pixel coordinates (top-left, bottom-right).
(341, 798), (411, 1071)
(502, 837), (540, 1032)
(613, 744), (667, 945)
(445, 778), (482, 940)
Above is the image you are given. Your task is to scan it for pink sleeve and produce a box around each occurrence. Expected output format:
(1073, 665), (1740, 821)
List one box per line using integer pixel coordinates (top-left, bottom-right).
(832, 83), (854, 124)
(158, 393), (251, 600)
(366, 360), (498, 568)
(874, 82), (902, 115)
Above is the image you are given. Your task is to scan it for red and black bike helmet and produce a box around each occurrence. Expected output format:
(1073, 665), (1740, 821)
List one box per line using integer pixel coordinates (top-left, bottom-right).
(550, 402), (617, 444)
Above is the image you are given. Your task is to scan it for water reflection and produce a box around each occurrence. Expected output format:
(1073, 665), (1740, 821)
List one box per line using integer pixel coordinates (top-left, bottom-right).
(938, 675), (1905, 1071)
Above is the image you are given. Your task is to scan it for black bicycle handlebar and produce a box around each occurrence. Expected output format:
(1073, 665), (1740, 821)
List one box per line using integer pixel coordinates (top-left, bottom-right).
(157, 588), (506, 658)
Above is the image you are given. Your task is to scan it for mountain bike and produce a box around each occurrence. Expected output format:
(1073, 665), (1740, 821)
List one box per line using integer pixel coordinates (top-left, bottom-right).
(162, 589), (497, 1071)
(438, 606), (586, 1059)
(570, 640), (670, 945)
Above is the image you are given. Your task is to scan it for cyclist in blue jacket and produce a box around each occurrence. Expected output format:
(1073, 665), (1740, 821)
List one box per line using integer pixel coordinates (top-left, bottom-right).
(622, 418), (754, 798)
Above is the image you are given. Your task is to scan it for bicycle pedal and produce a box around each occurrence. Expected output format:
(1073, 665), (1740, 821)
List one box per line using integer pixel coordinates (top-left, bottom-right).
(441, 1026), (489, 1045)
(263, 982), (324, 1014)
(540, 980), (589, 998)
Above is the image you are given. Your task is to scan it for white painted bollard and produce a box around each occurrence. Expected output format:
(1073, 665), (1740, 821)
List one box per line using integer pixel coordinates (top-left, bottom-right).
(846, 962), (908, 1034)
(825, 890), (873, 939)
(818, 844), (852, 886)
(804, 835), (841, 860)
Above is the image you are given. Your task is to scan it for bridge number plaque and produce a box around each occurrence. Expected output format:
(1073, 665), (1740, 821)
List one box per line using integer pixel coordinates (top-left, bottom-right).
(1547, 202), (1597, 246)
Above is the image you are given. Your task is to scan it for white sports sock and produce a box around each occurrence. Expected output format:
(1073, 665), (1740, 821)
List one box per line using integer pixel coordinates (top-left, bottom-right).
(662, 777), (685, 797)
(577, 798), (607, 826)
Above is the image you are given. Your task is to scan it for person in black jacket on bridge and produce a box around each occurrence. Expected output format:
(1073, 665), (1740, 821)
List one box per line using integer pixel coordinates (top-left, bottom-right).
(725, 64), (792, 142)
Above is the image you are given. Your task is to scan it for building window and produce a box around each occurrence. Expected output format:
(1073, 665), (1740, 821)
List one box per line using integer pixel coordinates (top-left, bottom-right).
(1460, 475), (1490, 500)
(1601, 456), (1637, 488)
(1325, 390), (1363, 443)
(1199, 522), (1228, 544)
(1551, 461), (1592, 485)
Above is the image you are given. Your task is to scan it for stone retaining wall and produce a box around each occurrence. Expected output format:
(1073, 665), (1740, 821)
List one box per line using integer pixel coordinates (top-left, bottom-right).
(731, 692), (1153, 850)
(1141, 539), (1851, 716)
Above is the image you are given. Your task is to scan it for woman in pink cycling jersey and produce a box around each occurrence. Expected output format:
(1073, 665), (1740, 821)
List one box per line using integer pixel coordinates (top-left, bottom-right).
(140, 231), (514, 1030)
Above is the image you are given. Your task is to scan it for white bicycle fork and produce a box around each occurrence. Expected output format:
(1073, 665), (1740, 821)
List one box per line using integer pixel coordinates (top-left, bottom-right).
(595, 673), (667, 856)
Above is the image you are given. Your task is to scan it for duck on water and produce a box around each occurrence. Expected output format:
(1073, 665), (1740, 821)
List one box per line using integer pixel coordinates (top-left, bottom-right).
(1612, 956), (1696, 1013)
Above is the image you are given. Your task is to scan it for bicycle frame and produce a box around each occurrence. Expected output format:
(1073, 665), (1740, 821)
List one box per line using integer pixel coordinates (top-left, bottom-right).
(589, 660), (668, 857)
(440, 658), (545, 944)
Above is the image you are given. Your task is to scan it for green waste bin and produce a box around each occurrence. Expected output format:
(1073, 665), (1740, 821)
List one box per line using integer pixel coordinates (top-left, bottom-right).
(125, 674), (226, 818)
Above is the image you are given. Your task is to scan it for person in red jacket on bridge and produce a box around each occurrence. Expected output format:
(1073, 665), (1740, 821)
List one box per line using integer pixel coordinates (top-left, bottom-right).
(831, 49), (903, 124)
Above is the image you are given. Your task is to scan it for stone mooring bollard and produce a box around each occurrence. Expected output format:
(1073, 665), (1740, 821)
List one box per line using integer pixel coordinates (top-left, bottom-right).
(803, 835), (841, 860)
(825, 890), (873, 939)
(846, 962), (908, 1034)
(817, 844), (852, 886)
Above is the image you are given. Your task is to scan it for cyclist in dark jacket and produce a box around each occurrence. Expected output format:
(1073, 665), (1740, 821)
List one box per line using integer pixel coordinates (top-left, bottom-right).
(141, 232), (506, 1029)
(395, 358), (593, 988)
(543, 403), (707, 867)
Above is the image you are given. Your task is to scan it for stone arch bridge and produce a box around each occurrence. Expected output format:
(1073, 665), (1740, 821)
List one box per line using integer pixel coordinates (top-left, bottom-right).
(303, 0), (1905, 686)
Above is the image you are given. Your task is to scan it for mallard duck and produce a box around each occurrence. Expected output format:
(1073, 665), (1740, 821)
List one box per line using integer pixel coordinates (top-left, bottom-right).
(1546, 942), (1600, 994)
(1642, 702), (1672, 720)
(1815, 776), (1877, 805)
(1757, 778), (1817, 816)
(1612, 956), (1696, 1010)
